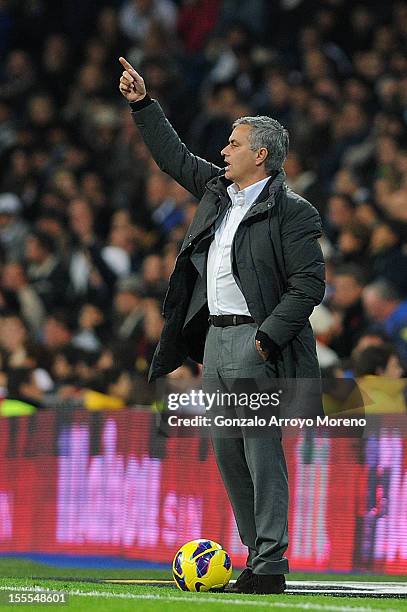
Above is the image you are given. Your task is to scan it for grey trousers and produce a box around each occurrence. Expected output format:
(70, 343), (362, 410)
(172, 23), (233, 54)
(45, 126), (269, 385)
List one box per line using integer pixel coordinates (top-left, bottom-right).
(202, 322), (289, 575)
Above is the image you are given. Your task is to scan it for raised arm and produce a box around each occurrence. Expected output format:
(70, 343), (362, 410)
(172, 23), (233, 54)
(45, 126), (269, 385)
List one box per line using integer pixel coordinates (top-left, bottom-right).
(118, 57), (220, 200)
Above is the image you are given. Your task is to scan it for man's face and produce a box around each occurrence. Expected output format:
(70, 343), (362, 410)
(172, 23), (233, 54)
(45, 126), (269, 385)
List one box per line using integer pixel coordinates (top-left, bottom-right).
(43, 318), (71, 349)
(328, 196), (353, 228)
(114, 291), (140, 315)
(332, 274), (362, 308)
(25, 236), (46, 263)
(221, 124), (260, 189)
(362, 289), (385, 322)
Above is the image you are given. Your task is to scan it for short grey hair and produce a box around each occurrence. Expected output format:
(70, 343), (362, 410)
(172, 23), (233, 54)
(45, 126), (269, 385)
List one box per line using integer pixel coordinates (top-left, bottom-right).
(232, 115), (289, 175)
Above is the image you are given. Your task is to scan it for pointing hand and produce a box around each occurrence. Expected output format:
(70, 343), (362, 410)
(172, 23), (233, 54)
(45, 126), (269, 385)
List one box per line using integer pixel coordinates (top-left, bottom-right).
(118, 56), (147, 103)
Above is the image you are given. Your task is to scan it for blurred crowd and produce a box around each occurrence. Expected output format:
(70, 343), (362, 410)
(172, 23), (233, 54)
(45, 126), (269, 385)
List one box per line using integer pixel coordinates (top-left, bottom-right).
(0, 0), (406, 413)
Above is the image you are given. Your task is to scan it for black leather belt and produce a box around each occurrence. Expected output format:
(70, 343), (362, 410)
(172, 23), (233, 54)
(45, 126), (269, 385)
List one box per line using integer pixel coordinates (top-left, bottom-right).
(209, 314), (254, 327)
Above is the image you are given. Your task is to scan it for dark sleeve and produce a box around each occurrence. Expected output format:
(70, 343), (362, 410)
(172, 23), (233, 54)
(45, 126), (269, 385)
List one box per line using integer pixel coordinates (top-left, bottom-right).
(130, 99), (221, 200)
(255, 330), (281, 361)
(129, 94), (154, 112)
(258, 199), (325, 350)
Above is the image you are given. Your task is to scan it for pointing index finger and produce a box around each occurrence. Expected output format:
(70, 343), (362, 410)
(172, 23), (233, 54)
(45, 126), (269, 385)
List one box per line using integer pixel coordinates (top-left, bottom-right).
(119, 56), (139, 76)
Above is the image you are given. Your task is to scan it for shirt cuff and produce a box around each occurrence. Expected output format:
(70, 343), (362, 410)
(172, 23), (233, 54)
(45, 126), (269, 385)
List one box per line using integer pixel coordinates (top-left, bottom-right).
(129, 94), (153, 112)
(255, 330), (281, 361)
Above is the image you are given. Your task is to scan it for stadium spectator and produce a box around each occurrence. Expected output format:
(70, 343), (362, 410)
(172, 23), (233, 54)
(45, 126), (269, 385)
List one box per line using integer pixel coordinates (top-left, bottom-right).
(284, 150), (325, 215)
(50, 347), (79, 390)
(0, 50), (35, 111)
(99, 368), (135, 405)
(0, 101), (17, 157)
(35, 209), (70, 258)
(118, 0), (177, 45)
(354, 344), (404, 379)
(0, 193), (28, 261)
(42, 313), (74, 353)
(177, 0), (220, 53)
(363, 280), (407, 363)
(102, 210), (138, 277)
(140, 254), (167, 301)
(309, 304), (339, 369)
(217, 1), (265, 38)
(337, 222), (372, 268)
(353, 344), (406, 413)
(351, 330), (389, 360)
(325, 193), (356, 245)
(188, 82), (241, 166)
(25, 230), (69, 313)
(67, 198), (118, 307)
(327, 265), (368, 358)
(0, 314), (30, 369)
(253, 67), (291, 125)
(72, 303), (108, 353)
(145, 168), (184, 234)
(369, 221), (407, 295)
(133, 297), (164, 375)
(1, 262), (46, 332)
(112, 276), (145, 343)
(5, 367), (44, 410)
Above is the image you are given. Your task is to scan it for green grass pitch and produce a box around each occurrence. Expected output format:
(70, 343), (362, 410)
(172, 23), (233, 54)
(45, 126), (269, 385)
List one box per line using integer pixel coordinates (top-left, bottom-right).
(0, 559), (406, 612)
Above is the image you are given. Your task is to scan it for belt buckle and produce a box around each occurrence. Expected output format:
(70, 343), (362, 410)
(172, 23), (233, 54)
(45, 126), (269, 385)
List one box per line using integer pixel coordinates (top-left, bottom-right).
(233, 315), (237, 325)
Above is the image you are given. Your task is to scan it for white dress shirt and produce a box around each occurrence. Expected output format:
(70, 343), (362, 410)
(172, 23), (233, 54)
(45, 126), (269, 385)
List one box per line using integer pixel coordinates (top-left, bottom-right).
(207, 176), (270, 315)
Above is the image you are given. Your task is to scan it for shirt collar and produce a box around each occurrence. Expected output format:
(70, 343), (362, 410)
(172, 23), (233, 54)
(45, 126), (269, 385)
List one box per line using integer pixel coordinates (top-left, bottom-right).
(227, 176), (271, 207)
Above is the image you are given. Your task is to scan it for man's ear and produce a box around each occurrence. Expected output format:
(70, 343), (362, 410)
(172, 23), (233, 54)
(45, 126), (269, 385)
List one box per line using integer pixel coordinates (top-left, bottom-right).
(256, 147), (268, 166)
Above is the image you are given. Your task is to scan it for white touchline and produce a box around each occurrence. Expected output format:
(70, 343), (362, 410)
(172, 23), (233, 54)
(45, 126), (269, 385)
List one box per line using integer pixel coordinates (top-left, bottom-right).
(0, 585), (398, 612)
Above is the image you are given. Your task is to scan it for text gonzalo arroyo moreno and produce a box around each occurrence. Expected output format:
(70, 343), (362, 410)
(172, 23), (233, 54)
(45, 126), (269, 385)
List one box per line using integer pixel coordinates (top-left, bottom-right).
(165, 390), (366, 428)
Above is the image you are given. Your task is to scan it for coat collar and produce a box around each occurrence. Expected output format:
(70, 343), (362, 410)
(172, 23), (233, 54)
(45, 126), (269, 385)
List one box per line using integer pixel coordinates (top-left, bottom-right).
(206, 169), (286, 219)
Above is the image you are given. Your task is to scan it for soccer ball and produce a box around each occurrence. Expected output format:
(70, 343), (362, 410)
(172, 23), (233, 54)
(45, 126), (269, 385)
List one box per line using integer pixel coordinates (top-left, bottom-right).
(172, 539), (232, 592)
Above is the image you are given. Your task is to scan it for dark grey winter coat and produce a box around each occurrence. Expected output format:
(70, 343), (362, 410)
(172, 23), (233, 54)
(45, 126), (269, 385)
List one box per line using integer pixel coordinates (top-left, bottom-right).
(131, 101), (325, 382)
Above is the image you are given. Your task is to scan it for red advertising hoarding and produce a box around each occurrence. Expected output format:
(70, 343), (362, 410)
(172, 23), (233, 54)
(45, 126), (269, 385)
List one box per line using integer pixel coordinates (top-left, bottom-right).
(0, 410), (406, 574)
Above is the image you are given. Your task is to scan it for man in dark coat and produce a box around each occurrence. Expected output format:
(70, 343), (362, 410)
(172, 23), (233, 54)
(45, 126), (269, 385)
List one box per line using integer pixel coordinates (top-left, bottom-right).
(119, 57), (325, 594)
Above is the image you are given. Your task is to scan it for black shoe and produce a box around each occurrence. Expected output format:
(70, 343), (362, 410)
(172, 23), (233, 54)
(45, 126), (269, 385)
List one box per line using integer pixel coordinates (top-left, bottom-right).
(224, 568), (253, 593)
(252, 573), (286, 594)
